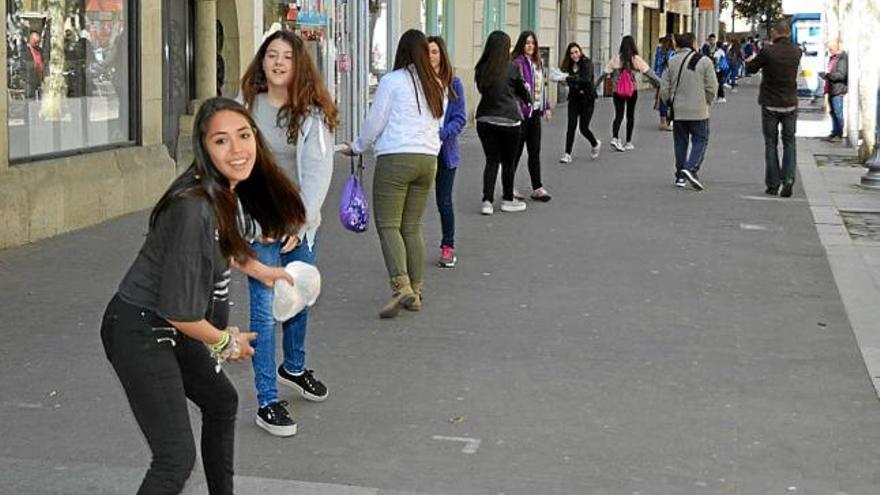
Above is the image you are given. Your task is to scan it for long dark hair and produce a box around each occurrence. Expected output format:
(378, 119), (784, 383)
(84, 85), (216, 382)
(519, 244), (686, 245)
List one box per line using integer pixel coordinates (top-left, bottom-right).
(512, 30), (541, 67)
(618, 35), (639, 70)
(427, 35), (458, 101)
(150, 97), (306, 261)
(475, 30), (512, 92)
(241, 30), (339, 145)
(393, 29), (444, 119)
(560, 41), (583, 72)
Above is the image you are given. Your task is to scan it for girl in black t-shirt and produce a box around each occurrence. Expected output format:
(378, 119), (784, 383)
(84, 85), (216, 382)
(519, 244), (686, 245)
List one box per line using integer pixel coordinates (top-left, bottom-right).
(100, 97), (305, 494)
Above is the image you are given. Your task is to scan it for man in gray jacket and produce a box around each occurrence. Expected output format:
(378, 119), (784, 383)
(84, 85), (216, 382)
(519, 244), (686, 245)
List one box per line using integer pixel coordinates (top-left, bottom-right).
(660, 32), (719, 190)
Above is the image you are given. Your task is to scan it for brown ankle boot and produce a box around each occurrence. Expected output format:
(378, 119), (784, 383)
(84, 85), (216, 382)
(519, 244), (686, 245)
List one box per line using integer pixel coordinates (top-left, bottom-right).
(379, 274), (416, 318)
(404, 281), (422, 311)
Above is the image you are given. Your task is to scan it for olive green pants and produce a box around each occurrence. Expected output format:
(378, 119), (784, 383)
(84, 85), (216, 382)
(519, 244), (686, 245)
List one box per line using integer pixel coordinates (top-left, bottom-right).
(373, 153), (437, 284)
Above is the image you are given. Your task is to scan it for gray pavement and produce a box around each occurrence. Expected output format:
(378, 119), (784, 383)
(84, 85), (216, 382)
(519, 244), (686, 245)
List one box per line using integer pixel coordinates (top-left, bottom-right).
(2, 78), (880, 494)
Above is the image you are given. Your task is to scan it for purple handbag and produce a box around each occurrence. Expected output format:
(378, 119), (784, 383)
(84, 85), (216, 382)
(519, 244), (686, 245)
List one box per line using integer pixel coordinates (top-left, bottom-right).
(339, 156), (369, 233)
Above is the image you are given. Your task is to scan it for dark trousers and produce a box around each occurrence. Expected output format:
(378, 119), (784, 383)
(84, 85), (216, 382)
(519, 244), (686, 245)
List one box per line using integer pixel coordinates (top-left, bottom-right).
(716, 72), (725, 98)
(435, 164), (456, 248)
(830, 95), (844, 138)
(477, 121), (521, 202)
(673, 119), (710, 179)
(514, 113), (543, 190)
(101, 295), (238, 495)
(612, 92), (638, 142)
(761, 107), (798, 188)
(565, 97), (598, 152)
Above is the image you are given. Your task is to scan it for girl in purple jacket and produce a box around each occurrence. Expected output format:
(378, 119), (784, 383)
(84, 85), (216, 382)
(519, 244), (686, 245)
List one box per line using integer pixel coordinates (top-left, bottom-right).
(428, 36), (466, 268)
(512, 31), (552, 202)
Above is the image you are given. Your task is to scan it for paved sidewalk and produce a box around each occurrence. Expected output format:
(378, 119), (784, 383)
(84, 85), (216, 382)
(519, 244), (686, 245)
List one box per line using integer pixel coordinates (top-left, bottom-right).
(795, 98), (880, 397)
(1, 77), (879, 494)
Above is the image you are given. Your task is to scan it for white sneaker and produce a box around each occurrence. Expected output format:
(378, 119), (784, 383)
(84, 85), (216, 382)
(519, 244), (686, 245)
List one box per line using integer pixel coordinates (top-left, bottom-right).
(500, 199), (527, 212)
(724, 83), (732, 89)
(610, 138), (625, 152)
(591, 140), (601, 159)
(513, 189), (525, 201)
(559, 153), (572, 163)
(480, 201), (494, 215)
(716, 98), (727, 104)
(624, 142), (635, 151)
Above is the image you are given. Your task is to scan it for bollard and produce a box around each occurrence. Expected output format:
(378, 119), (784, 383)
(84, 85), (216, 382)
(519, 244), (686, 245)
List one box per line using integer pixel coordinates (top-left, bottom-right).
(860, 88), (880, 189)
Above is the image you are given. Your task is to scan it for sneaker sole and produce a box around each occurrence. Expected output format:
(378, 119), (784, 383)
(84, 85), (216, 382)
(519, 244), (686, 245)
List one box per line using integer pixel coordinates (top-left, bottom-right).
(682, 170), (704, 191)
(278, 376), (329, 402)
(500, 207), (527, 212)
(437, 258), (456, 268)
(256, 417), (297, 437)
(480, 209), (493, 216)
(530, 196), (552, 203)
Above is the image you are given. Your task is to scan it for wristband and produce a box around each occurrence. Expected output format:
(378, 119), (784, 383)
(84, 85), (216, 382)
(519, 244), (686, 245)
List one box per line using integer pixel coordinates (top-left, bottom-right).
(209, 330), (230, 356)
(211, 327), (241, 373)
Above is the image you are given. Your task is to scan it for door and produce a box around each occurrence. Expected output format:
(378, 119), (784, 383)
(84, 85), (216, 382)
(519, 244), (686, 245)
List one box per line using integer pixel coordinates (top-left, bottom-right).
(162, 0), (195, 157)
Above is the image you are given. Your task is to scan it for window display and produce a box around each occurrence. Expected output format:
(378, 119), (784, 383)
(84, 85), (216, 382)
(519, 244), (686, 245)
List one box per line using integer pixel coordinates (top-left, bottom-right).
(6, 0), (133, 161)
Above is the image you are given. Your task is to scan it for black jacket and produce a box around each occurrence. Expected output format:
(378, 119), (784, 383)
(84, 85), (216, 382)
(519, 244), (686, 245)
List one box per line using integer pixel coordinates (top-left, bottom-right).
(745, 37), (802, 108)
(475, 62), (531, 122)
(825, 51), (848, 97)
(565, 57), (598, 101)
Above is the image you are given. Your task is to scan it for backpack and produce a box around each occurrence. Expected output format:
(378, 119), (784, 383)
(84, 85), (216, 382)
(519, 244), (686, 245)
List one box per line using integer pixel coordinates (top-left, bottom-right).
(615, 67), (635, 98)
(717, 50), (730, 73)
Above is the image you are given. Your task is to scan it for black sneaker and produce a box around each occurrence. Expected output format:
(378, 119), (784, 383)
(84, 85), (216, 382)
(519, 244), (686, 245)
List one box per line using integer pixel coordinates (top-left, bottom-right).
(278, 366), (328, 402)
(780, 182), (794, 198)
(674, 177), (687, 188)
(681, 169), (704, 191)
(765, 185), (779, 196)
(256, 401), (297, 437)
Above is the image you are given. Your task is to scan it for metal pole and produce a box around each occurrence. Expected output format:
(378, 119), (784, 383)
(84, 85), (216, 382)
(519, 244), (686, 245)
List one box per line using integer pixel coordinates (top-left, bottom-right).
(860, 86), (880, 189)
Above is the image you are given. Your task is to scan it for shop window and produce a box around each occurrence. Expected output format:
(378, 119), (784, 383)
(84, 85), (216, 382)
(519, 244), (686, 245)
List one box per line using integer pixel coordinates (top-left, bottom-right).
(482, 0), (507, 42)
(6, 0), (136, 162)
(260, 2), (331, 83)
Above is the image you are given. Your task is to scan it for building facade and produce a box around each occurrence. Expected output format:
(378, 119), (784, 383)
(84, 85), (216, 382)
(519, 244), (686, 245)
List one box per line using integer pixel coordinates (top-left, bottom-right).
(0, 0), (692, 249)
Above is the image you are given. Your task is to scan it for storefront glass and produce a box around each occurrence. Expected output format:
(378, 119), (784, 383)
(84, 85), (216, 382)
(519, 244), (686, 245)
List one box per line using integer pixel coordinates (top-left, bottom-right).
(6, 0), (134, 161)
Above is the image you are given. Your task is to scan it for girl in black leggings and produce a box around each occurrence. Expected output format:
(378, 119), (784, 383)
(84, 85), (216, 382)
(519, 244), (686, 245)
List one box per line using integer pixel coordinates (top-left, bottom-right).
(557, 42), (600, 163)
(101, 98), (305, 494)
(598, 36), (661, 152)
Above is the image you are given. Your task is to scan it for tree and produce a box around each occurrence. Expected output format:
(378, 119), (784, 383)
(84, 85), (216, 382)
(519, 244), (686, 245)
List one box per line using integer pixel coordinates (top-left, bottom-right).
(732, 0), (783, 24)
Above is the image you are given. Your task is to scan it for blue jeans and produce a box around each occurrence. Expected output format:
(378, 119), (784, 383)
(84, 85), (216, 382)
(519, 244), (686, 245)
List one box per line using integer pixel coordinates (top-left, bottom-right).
(673, 120), (710, 179)
(658, 99), (669, 119)
(761, 107), (798, 188)
(830, 95), (844, 138)
(248, 236), (319, 407)
(435, 164), (456, 248)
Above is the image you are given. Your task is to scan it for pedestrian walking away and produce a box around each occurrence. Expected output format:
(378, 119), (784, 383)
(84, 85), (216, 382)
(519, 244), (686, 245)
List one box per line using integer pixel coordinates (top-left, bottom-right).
(428, 35), (466, 269)
(474, 30), (532, 215)
(556, 41), (600, 162)
(660, 32), (718, 191)
(728, 39), (743, 90)
(823, 39), (848, 142)
(598, 35), (661, 152)
(713, 42), (730, 103)
(100, 97), (305, 494)
(342, 29), (445, 319)
(240, 29), (338, 437)
(512, 31), (553, 202)
(654, 35), (674, 130)
(745, 20), (803, 198)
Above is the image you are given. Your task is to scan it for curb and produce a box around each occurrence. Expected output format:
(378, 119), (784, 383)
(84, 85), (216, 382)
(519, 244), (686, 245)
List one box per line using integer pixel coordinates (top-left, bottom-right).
(798, 138), (880, 399)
